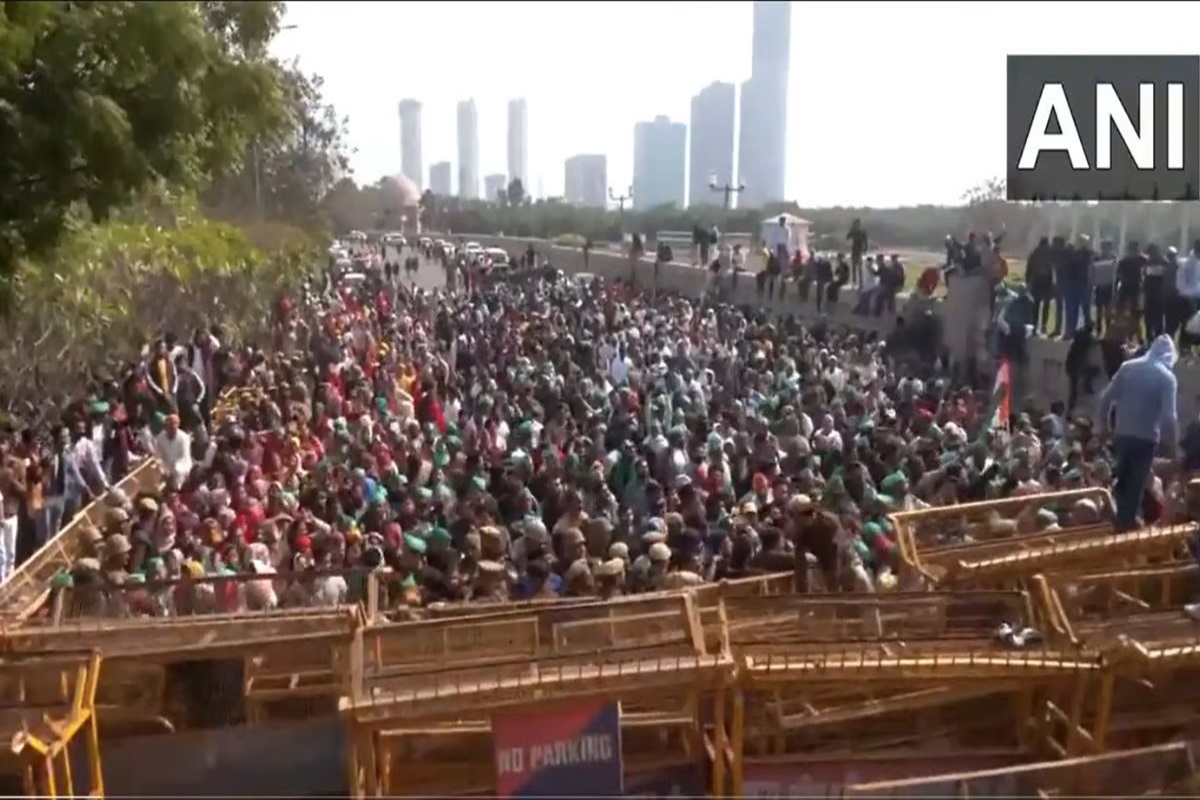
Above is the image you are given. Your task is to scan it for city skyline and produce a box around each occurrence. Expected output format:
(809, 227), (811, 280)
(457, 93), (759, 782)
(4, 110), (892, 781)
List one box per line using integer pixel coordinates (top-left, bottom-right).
(429, 161), (452, 196)
(632, 116), (687, 211)
(397, 99), (422, 190)
(455, 99), (480, 199)
(507, 98), (528, 190)
(483, 173), (508, 202)
(689, 81), (737, 209)
(738, 0), (790, 207)
(273, 1), (1180, 206)
(564, 154), (608, 208)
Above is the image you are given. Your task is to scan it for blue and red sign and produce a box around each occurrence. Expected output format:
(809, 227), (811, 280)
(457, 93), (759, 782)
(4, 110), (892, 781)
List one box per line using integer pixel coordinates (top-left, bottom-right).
(493, 700), (624, 798)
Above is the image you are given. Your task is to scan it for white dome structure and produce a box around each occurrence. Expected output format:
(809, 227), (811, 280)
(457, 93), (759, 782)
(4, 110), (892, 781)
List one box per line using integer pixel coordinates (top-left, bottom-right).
(381, 174), (421, 209)
(379, 174), (422, 234)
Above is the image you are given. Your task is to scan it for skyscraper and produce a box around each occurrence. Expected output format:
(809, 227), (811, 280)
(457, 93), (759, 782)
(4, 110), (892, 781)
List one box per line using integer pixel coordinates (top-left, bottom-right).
(397, 99), (423, 190)
(688, 82), (736, 208)
(456, 99), (480, 200)
(430, 161), (452, 196)
(564, 154), (608, 208)
(738, 0), (790, 208)
(633, 116), (687, 211)
(507, 98), (528, 188)
(484, 173), (508, 202)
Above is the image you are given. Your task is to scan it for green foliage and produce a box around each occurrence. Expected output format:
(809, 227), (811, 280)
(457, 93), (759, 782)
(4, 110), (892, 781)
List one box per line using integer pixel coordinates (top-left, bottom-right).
(204, 60), (351, 228)
(0, 205), (321, 410)
(0, 0), (293, 302)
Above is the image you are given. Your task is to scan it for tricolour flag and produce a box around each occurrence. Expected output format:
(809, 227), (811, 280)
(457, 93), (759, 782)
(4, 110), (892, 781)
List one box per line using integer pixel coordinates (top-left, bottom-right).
(991, 358), (1012, 431)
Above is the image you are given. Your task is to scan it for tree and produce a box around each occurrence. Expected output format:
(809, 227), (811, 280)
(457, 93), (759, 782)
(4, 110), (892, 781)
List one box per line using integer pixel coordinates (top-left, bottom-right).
(961, 177), (1007, 205)
(418, 189), (439, 233)
(506, 178), (526, 207)
(0, 1), (292, 304)
(205, 61), (351, 226)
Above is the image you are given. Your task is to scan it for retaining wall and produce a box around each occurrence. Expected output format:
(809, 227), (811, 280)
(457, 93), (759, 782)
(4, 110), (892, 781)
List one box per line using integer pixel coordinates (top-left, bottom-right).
(468, 235), (1200, 422)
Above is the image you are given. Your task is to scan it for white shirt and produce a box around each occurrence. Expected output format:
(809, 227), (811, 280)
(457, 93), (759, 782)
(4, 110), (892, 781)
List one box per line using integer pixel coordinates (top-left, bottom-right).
(313, 575), (348, 606)
(154, 429), (193, 486)
(813, 429), (843, 452)
(609, 354), (632, 386)
(766, 225), (791, 254)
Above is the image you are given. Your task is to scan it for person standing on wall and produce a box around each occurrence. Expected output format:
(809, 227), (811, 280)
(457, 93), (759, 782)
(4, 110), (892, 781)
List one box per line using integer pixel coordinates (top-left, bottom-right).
(764, 216), (791, 302)
(1176, 240), (1200, 355)
(1098, 334), (1179, 531)
(1049, 235), (1069, 338)
(1163, 246), (1184, 343)
(1061, 234), (1094, 339)
(846, 218), (868, 288)
(1025, 237), (1054, 336)
(1144, 243), (1170, 341)
(1115, 240), (1146, 343)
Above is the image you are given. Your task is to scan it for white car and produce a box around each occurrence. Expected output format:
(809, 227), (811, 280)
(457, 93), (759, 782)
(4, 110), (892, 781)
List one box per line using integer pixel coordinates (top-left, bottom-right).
(483, 247), (509, 267)
(382, 232), (406, 247)
(464, 241), (483, 255)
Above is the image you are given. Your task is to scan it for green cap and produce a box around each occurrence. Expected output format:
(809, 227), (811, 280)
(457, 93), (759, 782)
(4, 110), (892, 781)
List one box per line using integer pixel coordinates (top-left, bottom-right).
(403, 533), (428, 554)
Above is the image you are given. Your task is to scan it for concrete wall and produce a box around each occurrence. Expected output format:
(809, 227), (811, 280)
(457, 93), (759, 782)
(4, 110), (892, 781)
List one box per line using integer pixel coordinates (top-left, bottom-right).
(468, 235), (1200, 421)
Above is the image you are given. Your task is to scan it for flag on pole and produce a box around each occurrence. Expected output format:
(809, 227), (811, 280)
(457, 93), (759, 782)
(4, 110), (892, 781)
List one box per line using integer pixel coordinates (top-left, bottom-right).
(991, 358), (1012, 431)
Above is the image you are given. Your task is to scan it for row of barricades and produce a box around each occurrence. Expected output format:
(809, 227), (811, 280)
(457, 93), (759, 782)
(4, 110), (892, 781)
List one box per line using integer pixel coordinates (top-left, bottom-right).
(1, 483), (1199, 797)
(1, 565), (1194, 796)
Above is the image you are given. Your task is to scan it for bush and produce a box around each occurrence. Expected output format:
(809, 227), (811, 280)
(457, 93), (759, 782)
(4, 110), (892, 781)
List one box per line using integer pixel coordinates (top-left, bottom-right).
(0, 212), (322, 414)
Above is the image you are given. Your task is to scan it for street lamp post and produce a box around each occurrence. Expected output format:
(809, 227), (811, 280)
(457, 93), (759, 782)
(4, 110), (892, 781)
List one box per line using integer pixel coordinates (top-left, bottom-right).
(608, 185), (633, 214)
(609, 185), (634, 242)
(610, 185), (638, 280)
(709, 176), (745, 210)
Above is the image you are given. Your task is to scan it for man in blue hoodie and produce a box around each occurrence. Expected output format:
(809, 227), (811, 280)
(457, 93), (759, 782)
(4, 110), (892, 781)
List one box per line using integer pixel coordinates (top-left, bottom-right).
(1098, 334), (1179, 530)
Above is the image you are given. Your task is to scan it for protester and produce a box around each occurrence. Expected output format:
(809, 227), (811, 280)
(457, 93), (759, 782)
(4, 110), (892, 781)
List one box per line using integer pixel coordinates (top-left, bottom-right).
(1098, 334), (1179, 530)
(25, 227), (1179, 622)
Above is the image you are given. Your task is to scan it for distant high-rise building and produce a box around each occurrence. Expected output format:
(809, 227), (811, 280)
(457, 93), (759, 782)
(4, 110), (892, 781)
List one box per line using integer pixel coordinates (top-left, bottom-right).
(633, 116), (687, 211)
(738, 0), (790, 207)
(688, 82), (736, 208)
(397, 99), (423, 190)
(430, 161), (453, 196)
(456, 99), (480, 199)
(484, 173), (508, 202)
(564, 155), (608, 208)
(507, 99), (528, 188)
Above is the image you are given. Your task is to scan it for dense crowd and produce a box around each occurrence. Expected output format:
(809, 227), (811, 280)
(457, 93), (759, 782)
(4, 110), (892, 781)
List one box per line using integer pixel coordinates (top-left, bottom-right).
(21, 230), (1196, 620)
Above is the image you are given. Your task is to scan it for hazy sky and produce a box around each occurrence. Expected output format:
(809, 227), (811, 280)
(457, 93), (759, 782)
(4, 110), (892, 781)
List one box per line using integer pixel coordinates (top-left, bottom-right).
(271, 1), (1193, 208)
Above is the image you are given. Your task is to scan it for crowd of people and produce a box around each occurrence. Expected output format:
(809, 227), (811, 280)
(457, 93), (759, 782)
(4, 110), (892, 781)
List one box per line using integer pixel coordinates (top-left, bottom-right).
(16, 226), (1196, 622)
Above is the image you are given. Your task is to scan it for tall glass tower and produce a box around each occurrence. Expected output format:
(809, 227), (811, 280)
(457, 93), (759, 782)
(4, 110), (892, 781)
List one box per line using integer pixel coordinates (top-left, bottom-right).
(738, 1), (791, 208)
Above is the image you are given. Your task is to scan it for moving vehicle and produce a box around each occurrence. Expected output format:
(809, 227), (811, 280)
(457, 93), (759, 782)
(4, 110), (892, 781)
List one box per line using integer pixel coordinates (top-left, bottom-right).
(483, 247), (509, 267)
